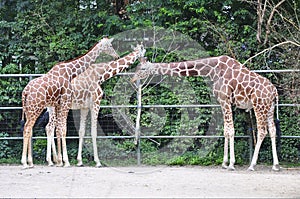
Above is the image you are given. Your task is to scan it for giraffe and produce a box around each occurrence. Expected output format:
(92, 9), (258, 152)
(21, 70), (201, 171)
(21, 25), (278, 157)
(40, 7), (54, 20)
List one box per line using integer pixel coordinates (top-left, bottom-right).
(131, 56), (280, 171)
(21, 37), (119, 168)
(45, 43), (146, 167)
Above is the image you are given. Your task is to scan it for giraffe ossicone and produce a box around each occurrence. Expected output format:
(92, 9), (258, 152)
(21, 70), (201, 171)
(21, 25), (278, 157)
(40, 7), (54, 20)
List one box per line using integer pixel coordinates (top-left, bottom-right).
(131, 55), (280, 171)
(21, 37), (119, 169)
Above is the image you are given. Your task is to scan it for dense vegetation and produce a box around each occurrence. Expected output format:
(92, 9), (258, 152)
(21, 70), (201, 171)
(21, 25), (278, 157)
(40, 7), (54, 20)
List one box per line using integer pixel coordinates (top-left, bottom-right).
(0, 0), (299, 166)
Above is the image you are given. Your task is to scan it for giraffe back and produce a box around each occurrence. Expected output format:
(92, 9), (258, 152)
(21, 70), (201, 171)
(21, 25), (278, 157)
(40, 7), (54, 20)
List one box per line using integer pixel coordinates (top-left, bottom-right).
(213, 56), (277, 111)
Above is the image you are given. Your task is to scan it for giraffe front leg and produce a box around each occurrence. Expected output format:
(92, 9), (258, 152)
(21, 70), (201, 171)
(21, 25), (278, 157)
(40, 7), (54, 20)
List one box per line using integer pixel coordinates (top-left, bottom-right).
(51, 136), (58, 164)
(223, 131), (235, 171)
(46, 107), (58, 166)
(61, 133), (70, 167)
(56, 106), (70, 167)
(221, 104), (235, 170)
(222, 136), (229, 169)
(46, 123), (54, 166)
(77, 109), (89, 167)
(46, 136), (53, 166)
(46, 129), (57, 166)
(228, 133), (235, 171)
(58, 117), (70, 167)
(58, 123), (70, 167)
(60, 109), (70, 167)
(91, 105), (101, 167)
(56, 134), (63, 167)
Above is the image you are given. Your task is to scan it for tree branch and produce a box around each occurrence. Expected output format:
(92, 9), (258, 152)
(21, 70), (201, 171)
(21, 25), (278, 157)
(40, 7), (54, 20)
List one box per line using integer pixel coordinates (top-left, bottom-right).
(263, 0), (286, 44)
(243, 40), (300, 66)
(256, 0), (262, 42)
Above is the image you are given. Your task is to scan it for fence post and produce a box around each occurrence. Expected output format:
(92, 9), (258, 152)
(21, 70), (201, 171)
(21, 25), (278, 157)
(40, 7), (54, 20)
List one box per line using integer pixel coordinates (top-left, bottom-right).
(135, 79), (142, 165)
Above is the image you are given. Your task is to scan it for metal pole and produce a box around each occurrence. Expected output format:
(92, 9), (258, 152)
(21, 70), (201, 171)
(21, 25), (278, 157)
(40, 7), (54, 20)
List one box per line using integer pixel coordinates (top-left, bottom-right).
(135, 79), (142, 165)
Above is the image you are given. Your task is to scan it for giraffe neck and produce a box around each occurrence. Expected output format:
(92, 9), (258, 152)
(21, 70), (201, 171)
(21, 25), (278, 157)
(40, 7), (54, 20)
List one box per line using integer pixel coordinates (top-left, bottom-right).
(98, 50), (140, 82)
(148, 56), (240, 81)
(48, 42), (102, 79)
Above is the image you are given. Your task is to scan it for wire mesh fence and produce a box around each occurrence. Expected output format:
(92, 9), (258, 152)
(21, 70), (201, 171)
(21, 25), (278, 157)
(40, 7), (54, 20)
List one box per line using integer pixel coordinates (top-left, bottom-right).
(0, 70), (299, 165)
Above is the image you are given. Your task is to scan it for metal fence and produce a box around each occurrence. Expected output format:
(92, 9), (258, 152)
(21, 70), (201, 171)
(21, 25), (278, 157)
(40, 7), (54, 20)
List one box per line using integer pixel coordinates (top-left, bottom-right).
(0, 70), (299, 165)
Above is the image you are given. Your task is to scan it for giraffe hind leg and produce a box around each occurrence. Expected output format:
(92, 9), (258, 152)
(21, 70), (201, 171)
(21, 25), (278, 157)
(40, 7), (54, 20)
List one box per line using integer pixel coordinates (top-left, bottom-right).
(248, 130), (265, 171)
(268, 110), (280, 171)
(21, 136), (30, 169)
(21, 121), (35, 169)
(248, 121), (268, 171)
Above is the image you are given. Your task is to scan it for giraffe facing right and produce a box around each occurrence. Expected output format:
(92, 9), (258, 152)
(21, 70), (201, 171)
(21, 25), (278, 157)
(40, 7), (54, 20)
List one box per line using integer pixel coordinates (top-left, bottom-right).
(45, 43), (146, 167)
(21, 37), (119, 168)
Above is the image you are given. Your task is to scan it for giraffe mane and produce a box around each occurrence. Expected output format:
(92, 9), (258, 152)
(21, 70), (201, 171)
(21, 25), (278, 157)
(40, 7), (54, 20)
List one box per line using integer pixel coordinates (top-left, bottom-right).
(59, 38), (112, 65)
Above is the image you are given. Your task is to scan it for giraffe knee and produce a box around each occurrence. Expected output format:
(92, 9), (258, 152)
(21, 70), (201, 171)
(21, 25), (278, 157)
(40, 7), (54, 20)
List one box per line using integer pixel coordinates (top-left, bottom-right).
(258, 130), (267, 140)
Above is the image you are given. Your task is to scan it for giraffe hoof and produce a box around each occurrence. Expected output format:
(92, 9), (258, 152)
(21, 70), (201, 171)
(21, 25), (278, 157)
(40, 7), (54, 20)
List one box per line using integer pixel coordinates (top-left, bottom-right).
(48, 161), (54, 167)
(77, 161), (83, 167)
(64, 162), (71, 168)
(247, 166), (255, 171)
(272, 164), (280, 171)
(227, 166), (235, 171)
(22, 165), (30, 170)
(222, 163), (228, 169)
(95, 163), (102, 168)
(56, 162), (63, 167)
(28, 163), (34, 168)
(77, 163), (84, 167)
(53, 157), (58, 164)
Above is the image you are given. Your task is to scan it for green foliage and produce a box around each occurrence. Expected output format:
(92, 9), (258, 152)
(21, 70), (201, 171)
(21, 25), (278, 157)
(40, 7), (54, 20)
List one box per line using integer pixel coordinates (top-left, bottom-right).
(0, 132), (12, 159)
(0, 0), (299, 166)
(32, 139), (47, 163)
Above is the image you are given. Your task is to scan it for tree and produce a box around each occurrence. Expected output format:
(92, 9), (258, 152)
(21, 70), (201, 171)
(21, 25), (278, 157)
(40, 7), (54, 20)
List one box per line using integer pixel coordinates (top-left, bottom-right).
(0, 0), (299, 165)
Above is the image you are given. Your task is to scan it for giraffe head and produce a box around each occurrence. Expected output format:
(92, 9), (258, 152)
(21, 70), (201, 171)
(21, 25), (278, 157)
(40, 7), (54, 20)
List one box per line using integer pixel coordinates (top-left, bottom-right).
(132, 43), (146, 58)
(131, 57), (154, 82)
(97, 37), (119, 59)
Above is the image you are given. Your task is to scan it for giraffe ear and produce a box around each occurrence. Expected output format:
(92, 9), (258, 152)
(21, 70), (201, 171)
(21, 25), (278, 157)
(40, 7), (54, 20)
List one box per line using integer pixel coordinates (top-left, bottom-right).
(109, 38), (114, 43)
(135, 64), (142, 72)
(139, 57), (147, 64)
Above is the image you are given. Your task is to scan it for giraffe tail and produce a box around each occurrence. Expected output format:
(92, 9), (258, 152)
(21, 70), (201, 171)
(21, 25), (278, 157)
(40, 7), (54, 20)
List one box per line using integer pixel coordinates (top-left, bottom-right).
(20, 90), (27, 134)
(36, 109), (49, 127)
(274, 94), (281, 160)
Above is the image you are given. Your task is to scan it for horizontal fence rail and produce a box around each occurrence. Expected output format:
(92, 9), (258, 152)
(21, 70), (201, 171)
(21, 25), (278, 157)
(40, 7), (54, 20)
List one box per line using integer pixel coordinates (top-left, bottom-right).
(2, 135), (300, 140)
(0, 70), (299, 165)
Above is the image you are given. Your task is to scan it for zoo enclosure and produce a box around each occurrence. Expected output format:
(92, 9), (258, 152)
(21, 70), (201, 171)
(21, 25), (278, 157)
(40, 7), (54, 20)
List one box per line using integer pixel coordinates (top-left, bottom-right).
(0, 70), (299, 165)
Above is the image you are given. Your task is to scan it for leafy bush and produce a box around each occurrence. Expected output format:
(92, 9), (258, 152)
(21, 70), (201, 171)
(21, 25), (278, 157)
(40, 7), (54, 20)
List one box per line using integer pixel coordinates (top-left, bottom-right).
(0, 132), (12, 159)
(0, 0), (299, 167)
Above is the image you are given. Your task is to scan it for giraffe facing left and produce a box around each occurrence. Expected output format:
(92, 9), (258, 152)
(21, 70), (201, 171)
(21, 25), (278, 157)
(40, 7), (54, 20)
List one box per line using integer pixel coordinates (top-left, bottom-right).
(21, 37), (119, 169)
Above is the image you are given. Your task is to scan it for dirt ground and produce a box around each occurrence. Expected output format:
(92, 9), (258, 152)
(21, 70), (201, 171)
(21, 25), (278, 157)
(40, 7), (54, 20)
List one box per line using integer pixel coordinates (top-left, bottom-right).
(0, 164), (299, 198)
